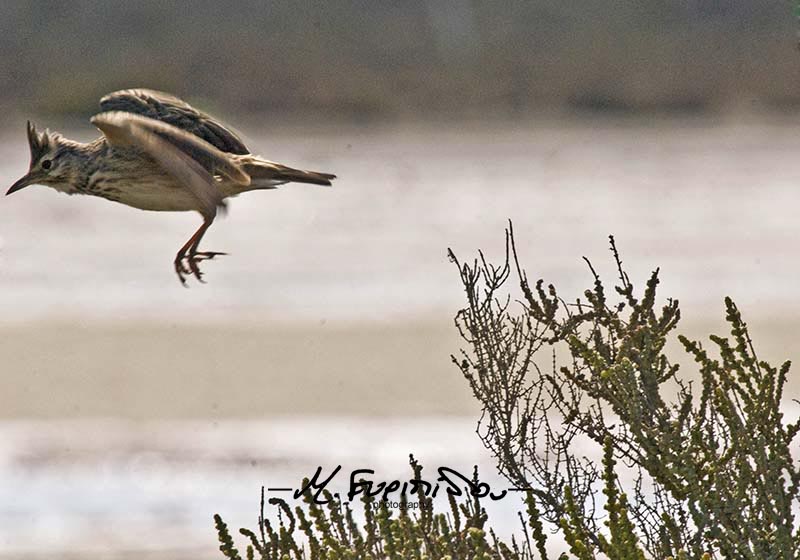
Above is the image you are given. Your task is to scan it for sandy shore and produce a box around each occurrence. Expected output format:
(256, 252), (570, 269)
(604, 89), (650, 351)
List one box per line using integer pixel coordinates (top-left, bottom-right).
(0, 319), (475, 418)
(1, 315), (798, 560)
(2, 315), (798, 419)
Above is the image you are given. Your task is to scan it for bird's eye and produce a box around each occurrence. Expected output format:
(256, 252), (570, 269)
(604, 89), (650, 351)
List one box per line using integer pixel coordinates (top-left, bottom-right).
(41, 160), (52, 170)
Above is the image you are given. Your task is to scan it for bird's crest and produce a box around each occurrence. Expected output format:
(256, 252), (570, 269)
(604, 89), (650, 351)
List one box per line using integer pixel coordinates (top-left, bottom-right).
(25, 121), (60, 165)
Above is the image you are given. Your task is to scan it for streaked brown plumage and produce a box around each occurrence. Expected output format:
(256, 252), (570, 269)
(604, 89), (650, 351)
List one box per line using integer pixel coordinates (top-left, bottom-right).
(7, 88), (336, 285)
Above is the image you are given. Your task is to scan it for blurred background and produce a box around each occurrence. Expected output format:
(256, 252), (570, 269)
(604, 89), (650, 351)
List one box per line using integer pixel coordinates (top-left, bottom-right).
(1, 1), (800, 558)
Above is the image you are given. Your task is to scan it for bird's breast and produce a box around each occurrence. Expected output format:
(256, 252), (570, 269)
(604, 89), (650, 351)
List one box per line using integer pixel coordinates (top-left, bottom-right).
(86, 168), (201, 212)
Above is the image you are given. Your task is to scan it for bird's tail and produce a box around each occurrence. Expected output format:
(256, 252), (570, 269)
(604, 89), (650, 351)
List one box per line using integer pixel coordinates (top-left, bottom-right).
(242, 158), (335, 188)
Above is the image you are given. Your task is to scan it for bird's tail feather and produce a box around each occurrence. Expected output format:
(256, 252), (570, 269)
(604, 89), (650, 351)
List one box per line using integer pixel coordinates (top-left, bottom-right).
(243, 159), (335, 187)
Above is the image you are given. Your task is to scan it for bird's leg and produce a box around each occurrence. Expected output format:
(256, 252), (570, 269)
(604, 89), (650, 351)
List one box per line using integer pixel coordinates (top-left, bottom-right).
(174, 221), (209, 285)
(174, 218), (226, 285)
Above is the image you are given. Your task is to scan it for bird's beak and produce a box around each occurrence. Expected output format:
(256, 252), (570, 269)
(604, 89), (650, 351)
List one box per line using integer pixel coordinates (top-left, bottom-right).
(6, 173), (34, 196)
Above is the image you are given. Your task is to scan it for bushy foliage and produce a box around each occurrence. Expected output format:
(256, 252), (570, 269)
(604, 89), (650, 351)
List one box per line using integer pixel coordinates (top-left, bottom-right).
(214, 458), (539, 560)
(449, 223), (800, 559)
(216, 224), (799, 559)
(214, 453), (667, 560)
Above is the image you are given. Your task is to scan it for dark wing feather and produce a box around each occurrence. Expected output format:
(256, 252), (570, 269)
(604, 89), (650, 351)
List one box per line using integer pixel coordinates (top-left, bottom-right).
(99, 89), (250, 155)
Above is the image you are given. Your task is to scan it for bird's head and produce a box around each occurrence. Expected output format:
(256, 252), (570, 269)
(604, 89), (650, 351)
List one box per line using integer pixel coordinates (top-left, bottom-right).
(7, 121), (83, 196)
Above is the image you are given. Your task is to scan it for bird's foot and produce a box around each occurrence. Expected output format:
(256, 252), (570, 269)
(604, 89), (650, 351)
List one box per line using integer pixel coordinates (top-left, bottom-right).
(174, 251), (227, 286)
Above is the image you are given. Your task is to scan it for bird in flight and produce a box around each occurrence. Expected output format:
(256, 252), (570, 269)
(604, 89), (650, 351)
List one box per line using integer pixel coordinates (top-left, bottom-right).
(7, 89), (335, 285)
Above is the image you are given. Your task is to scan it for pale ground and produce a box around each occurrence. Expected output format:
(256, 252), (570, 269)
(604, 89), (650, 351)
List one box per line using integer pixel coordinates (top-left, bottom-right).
(2, 116), (800, 558)
(1, 317), (799, 420)
(3, 115), (800, 421)
(0, 319), (472, 418)
(1, 316), (798, 560)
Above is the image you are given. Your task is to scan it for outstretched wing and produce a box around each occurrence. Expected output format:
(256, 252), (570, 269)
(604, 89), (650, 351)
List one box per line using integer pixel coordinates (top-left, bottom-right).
(91, 112), (250, 220)
(99, 89), (250, 155)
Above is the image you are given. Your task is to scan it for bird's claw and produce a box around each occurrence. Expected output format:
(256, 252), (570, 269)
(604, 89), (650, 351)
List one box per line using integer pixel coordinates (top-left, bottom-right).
(174, 251), (227, 286)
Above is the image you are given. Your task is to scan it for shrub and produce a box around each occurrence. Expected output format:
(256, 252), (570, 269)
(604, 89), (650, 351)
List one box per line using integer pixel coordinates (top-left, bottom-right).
(213, 458), (542, 559)
(216, 224), (799, 559)
(450, 223), (800, 559)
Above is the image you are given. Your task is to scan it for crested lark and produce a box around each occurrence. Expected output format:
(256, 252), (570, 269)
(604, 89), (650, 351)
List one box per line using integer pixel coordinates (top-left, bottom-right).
(7, 89), (335, 285)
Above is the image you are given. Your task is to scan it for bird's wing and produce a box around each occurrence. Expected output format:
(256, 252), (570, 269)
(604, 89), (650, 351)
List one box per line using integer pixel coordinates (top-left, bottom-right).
(91, 112), (250, 220)
(99, 89), (250, 155)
